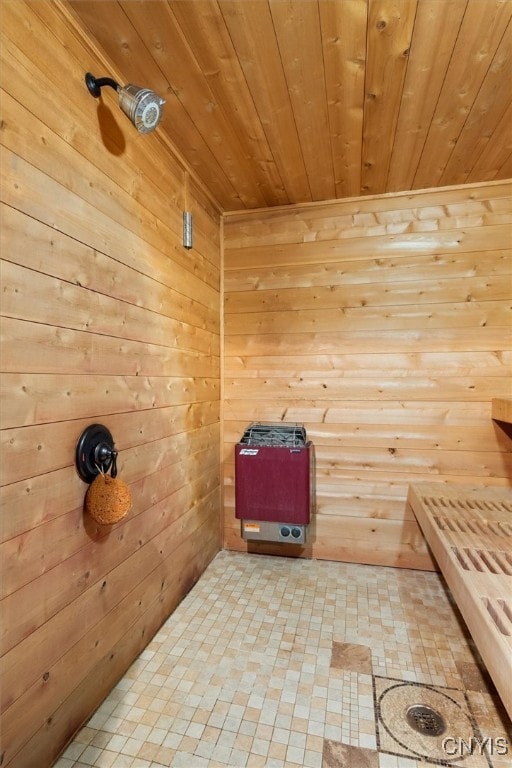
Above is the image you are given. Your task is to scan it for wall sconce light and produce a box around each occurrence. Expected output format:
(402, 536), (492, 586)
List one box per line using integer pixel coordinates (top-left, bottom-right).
(85, 72), (166, 134)
(183, 211), (193, 249)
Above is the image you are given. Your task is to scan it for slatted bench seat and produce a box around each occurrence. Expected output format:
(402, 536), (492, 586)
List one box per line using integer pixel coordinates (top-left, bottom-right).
(407, 482), (512, 720)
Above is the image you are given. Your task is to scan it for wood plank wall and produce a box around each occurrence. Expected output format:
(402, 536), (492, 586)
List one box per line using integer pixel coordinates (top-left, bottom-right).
(0, 2), (222, 766)
(223, 181), (512, 568)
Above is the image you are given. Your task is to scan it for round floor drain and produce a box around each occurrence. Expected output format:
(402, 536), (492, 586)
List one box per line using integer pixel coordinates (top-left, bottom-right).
(406, 705), (446, 736)
(377, 682), (473, 761)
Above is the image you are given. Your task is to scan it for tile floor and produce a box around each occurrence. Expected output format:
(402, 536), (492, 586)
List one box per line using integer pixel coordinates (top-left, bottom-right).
(54, 551), (510, 768)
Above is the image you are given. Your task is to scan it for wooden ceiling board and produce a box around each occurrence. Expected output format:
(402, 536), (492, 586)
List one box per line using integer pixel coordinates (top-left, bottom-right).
(67, 0), (512, 211)
(269, 0), (335, 201)
(499, 151), (512, 178)
(412, 0), (512, 190)
(439, 20), (512, 187)
(362, 0), (418, 195)
(170, 1), (290, 206)
(467, 102), (512, 183)
(386, 0), (468, 192)
(70, 0), (242, 208)
(219, 0), (311, 204)
(119, 1), (266, 208)
(319, 0), (367, 199)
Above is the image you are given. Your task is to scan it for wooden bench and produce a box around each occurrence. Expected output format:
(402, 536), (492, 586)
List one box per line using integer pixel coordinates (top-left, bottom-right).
(407, 482), (512, 720)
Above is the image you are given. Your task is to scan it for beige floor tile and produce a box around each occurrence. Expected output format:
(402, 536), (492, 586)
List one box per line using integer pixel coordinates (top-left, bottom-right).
(55, 552), (509, 768)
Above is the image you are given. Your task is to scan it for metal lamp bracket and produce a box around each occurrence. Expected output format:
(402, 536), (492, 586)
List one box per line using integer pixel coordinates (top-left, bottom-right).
(76, 424), (118, 483)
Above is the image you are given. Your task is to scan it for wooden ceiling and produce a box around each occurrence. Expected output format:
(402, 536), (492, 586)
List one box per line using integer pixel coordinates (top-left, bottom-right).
(69, 0), (512, 212)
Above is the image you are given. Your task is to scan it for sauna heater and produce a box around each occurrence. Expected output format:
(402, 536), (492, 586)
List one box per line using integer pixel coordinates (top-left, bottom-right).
(235, 423), (314, 544)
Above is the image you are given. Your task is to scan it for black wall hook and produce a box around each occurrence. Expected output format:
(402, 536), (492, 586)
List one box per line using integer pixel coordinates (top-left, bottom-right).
(76, 424), (118, 483)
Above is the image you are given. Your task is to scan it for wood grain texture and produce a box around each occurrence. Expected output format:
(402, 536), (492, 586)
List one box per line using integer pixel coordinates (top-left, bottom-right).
(492, 398), (512, 424)
(362, 0), (418, 195)
(408, 483), (512, 718)
(412, 0), (512, 191)
(0, 3), (221, 766)
(223, 181), (512, 567)
(1, 3), (511, 765)
(67, 0), (512, 210)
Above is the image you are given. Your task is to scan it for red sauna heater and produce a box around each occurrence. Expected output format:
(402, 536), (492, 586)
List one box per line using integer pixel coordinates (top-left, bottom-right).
(235, 423), (315, 544)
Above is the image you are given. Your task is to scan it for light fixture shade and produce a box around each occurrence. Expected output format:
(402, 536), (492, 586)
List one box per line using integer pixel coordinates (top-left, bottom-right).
(118, 84), (166, 134)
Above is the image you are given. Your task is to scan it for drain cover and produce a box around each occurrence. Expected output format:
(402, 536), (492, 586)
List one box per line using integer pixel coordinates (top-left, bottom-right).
(377, 681), (473, 762)
(406, 705), (446, 736)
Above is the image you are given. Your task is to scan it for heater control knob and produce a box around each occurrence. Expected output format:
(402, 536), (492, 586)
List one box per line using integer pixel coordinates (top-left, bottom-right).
(291, 527), (302, 539)
(280, 526), (291, 538)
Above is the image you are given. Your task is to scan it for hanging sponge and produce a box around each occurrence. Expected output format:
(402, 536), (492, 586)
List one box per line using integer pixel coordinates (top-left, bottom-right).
(85, 473), (132, 525)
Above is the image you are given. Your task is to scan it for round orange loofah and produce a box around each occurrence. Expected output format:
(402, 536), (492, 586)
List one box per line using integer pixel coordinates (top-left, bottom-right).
(85, 474), (132, 525)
